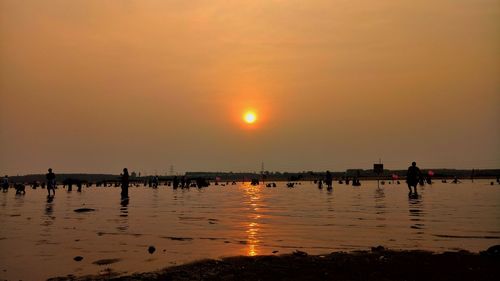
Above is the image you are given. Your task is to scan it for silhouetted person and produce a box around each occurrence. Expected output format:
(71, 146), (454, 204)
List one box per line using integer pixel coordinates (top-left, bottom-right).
(426, 176), (432, 185)
(419, 177), (425, 186)
(352, 177), (361, 186)
(325, 171), (333, 190)
(317, 179), (323, 189)
(152, 176), (159, 188)
(181, 176), (187, 188)
(406, 162), (421, 194)
(121, 168), (129, 199)
(15, 183), (25, 195)
(2, 175), (8, 192)
(173, 176), (179, 189)
(46, 168), (56, 196)
(197, 177), (209, 188)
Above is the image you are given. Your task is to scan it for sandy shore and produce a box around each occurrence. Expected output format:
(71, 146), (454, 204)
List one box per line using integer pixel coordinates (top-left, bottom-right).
(47, 246), (500, 281)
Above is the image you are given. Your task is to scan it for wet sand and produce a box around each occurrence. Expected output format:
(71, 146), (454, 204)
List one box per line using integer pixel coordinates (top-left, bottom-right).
(48, 247), (500, 281)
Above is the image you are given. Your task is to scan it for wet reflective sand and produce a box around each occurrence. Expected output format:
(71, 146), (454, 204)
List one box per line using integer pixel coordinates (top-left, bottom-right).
(1, 180), (499, 280)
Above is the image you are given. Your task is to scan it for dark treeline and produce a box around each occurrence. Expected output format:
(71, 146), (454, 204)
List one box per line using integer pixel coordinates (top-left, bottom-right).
(5, 169), (500, 184)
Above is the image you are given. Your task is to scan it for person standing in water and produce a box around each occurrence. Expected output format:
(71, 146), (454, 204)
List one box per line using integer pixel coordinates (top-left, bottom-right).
(172, 176), (179, 189)
(46, 168), (56, 196)
(325, 170), (333, 190)
(2, 175), (9, 192)
(406, 162), (421, 194)
(152, 175), (159, 188)
(121, 168), (129, 199)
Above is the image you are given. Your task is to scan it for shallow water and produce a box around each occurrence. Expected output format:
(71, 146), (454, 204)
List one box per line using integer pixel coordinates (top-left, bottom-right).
(1, 180), (499, 280)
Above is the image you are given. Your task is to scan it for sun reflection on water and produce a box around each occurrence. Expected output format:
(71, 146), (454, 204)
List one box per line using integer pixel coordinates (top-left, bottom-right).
(243, 183), (262, 256)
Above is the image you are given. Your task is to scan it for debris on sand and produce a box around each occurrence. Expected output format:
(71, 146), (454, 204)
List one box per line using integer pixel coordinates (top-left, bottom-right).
(92, 258), (122, 265)
(74, 208), (96, 213)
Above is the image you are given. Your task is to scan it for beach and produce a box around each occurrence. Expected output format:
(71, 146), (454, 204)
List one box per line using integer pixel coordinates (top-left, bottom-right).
(48, 247), (500, 281)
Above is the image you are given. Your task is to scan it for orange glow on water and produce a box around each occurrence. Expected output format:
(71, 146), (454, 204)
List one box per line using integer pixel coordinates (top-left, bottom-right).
(243, 183), (262, 256)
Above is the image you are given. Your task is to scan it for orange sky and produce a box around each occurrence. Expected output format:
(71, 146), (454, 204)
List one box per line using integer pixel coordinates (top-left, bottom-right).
(1, 0), (499, 174)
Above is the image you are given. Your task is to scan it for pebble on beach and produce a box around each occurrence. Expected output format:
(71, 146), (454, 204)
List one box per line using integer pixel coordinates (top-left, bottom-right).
(148, 246), (156, 254)
(73, 256), (83, 262)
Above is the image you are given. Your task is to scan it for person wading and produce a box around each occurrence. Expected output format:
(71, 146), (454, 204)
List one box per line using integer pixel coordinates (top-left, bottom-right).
(406, 162), (422, 194)
(121, 168), (129, 199)
(46, 168), (56, 197)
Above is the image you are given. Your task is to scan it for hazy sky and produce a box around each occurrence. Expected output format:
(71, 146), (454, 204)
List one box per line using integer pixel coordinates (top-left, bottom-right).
(1, 0), (499, 175)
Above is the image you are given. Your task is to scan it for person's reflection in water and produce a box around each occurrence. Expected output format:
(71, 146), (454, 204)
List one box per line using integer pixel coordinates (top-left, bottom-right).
(41, 194), (56, 244)
(118, 197), (129, 232)
(45, 195), (54, 213)
(326, 189), (334, 212)
(374, 187), (385, 210)
(408, 193), (425, 243)
(13, 188), (26, 208)
(43, 196), (56, 228)
(374, 187), (387, 228)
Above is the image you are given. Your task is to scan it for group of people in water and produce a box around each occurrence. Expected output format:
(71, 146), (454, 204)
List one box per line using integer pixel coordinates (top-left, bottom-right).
(2, 162), (499, 200)
(119, 168), (211, 199)
(315, 170), (362, 190)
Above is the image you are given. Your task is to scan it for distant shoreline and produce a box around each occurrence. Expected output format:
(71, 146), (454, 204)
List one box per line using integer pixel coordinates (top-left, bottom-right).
(47, 246), (500, 281)
(6, 168), (500, 184)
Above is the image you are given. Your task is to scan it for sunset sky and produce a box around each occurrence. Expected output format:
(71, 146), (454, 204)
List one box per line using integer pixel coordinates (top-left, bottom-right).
(1, 0), (499, 175)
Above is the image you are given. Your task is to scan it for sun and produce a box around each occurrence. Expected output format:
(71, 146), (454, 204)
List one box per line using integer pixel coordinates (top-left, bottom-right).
(243, 111), (257, 124)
